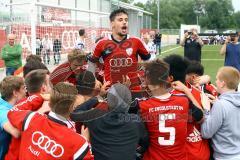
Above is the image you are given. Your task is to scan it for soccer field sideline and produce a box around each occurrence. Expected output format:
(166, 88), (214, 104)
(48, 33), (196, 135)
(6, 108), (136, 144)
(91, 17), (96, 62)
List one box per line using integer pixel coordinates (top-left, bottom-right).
(161, 45), (224, 59)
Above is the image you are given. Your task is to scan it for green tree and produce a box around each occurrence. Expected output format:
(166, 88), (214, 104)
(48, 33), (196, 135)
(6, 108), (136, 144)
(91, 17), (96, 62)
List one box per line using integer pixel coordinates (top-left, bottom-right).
(119, 0), (134, 3)
(201, 0), (235, 29)
(233, 11), (240, 27)
(142, 0), (237, 29)
(134, 2), (145, 8)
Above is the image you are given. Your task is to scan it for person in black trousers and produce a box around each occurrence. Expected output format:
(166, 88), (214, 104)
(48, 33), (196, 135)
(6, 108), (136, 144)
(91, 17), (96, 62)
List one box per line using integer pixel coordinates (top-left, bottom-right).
(53, 35), (62, 65)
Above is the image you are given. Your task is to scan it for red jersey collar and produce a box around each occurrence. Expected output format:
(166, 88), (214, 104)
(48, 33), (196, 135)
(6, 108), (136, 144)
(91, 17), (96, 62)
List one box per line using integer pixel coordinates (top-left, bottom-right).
(154, 93), (172, 101)
(109, 34), (130, 43)
(48, 111), (75, 129)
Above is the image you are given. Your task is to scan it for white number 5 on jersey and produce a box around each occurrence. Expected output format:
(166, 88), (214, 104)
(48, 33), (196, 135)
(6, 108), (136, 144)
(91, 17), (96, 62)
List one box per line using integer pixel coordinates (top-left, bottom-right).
(158, 113), (176, 145)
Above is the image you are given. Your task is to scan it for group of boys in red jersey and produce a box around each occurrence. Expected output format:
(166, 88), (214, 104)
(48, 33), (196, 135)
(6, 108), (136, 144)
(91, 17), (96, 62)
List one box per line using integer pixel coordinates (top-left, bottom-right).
(1, 7), (223, 160)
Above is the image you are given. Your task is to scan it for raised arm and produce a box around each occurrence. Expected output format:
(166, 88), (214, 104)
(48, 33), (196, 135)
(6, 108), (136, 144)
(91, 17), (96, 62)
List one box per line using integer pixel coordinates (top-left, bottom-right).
(180, 32), (188, 47)
(220, 37), (229, 55)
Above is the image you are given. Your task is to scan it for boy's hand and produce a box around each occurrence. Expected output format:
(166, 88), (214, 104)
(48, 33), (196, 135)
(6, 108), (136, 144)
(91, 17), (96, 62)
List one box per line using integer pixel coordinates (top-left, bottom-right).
(40, 94), (50, 101)
(81, 125), (90, 141)
(99, 81), (111, 97)
(172, 81), (189, 93)
(201, 93), (211, 111)
(38, 101), (50, 114)
(122, 75), (131, 88)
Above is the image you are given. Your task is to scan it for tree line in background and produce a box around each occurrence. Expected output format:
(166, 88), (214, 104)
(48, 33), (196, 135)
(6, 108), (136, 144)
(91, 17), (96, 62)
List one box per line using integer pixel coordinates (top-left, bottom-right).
(121, 0), (240, 30)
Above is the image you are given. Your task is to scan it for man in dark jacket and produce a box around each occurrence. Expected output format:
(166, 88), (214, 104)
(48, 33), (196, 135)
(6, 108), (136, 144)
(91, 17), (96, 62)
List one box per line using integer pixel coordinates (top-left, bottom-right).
(71, 71), (149, 160)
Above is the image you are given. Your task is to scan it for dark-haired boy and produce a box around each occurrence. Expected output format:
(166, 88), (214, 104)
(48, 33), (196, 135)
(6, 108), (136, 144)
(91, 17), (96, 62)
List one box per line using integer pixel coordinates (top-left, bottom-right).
(71, 71), (148, 160)
(5, 69), (52, 160)
(186, 60), (218, 97)
(88, 8), (150, 83)
(163, 55), (210, 160)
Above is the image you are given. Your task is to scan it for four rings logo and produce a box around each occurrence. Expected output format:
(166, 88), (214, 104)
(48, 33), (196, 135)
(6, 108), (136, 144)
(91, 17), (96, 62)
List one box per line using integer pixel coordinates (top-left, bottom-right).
(61, 30), (79, 49)
(32, 131), (64, 158)
(109, 58), (133, 67)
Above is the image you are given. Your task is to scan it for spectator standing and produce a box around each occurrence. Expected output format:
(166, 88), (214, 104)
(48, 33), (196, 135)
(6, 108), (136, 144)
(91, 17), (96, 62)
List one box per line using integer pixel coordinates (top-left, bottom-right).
(36, 37), (42, 56)
(75, 29), (86, 51)
(180, 29), (204, 62)
(153, 32), (162, 55)
(143, 34), (156, 60)
(238, 32), (240, 43)
(220, 33), (240, 71)
(53, 35), (62, 65)
(41, 34), (52, 64)
(1, 34), (22, 75)
(201, 66), (240, 160)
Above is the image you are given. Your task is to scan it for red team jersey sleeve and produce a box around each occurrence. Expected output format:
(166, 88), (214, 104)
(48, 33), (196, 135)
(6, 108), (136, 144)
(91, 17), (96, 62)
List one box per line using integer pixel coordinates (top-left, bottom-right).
(136, 38), (150, 59)
(139, 95), (189, 160)
(92, 40), (103, 60)
(186, 85), (210, 160)
(7, 108), (32, 131)
(50, 62), (76, 85)
(4, 94), (45, 160)
(15, 94), (44, 111)
(8, 109), (94, 160)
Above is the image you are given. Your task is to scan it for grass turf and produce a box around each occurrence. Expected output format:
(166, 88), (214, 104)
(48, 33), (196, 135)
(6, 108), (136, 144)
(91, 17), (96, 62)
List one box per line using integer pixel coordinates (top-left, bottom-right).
(158, 44), (224, 84)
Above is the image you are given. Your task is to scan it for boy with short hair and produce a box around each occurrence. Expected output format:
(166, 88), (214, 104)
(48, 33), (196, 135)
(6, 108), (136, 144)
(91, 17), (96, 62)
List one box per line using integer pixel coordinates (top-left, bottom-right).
(201, 66), (240, 160)
(8, 82), (93, 160)
(71, 71), (148, 160)
(5, 69), (52, 160)
(185, 61), (218, 97)
(163, 55), (210, 160)
(0, 76), (25, 159)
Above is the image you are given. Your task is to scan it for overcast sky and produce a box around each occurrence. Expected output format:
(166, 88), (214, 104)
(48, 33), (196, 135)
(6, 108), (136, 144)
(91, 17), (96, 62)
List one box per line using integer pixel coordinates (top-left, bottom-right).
(134, 0), (240, 12)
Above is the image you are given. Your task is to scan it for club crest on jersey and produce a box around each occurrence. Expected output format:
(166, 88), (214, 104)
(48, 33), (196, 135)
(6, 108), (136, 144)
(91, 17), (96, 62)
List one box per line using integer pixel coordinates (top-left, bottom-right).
(126, 48), (133, 56)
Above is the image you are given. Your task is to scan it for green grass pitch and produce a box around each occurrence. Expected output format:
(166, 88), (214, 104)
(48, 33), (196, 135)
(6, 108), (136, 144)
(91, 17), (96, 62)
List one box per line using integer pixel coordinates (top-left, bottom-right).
(159, 45), (225, 84)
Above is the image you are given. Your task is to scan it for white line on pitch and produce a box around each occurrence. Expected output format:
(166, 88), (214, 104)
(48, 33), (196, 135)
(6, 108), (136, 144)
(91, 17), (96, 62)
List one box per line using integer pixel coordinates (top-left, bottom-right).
(202, 59), (224, 61)
(161, 46), (181, 54)
(202, 50), (220, 52)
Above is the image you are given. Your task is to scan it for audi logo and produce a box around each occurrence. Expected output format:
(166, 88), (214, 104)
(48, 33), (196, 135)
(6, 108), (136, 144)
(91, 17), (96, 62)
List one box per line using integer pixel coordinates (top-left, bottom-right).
(61, 30), (79, 49)
(32, 131), (64, 158)
(109, 58), (133, 67)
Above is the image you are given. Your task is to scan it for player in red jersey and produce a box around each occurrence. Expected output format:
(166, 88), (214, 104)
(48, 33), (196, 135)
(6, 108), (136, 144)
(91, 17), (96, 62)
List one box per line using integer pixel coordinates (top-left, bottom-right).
(5, 69), (52, 160)
(8, 82), (93, 160)
(88, 8), (150, 84)
(138, 59), (203, 160)
(164, 55), (210, 160)
(186, 60), (218, 97)
(50, 49), (87, 85)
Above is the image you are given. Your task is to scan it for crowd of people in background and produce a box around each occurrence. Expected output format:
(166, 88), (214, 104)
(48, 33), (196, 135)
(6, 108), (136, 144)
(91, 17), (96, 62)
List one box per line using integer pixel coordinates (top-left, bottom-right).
(1, 8), (240, 160)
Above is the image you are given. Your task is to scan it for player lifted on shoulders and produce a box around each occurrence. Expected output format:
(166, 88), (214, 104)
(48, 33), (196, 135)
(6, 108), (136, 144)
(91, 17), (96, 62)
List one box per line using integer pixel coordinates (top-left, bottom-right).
(88, 9), (151, 84)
